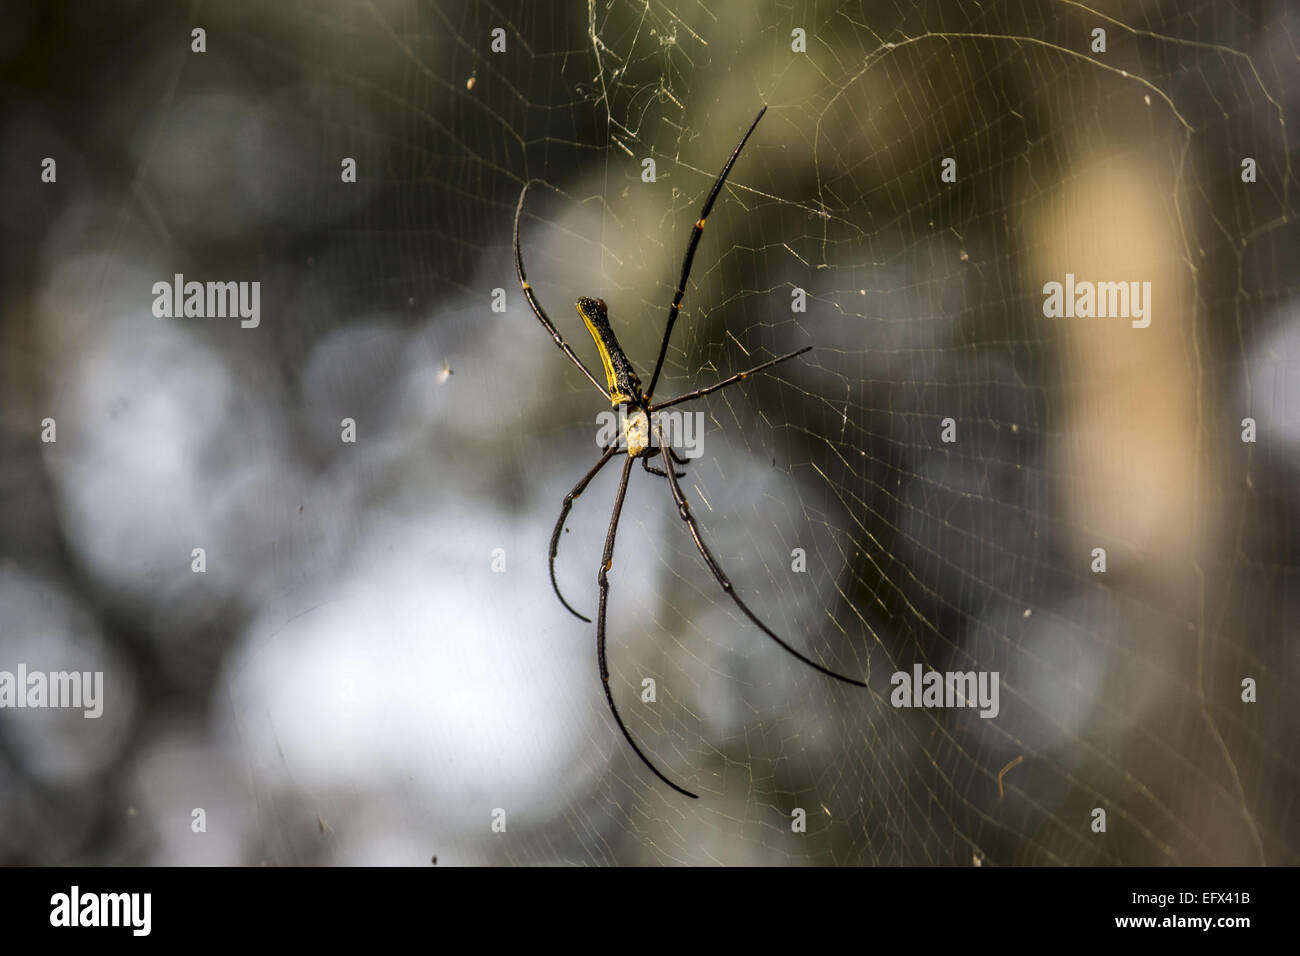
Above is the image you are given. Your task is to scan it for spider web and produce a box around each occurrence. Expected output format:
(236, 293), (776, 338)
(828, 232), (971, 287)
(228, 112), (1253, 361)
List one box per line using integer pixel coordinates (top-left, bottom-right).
(5, 0), (1297, 866)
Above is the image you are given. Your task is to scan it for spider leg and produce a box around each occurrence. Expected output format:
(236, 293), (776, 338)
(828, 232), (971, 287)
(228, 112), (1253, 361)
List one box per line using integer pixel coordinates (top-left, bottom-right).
(642, 456), (686, 480)
(597, 456), (699, 799)
(514, 180), (611, 400)
(667, 447), (690, 466)
(650, 346), (812, 413)
(656, 440), (866, 688)
(644, 107), (768, 402)
(549, 445), (620, 622)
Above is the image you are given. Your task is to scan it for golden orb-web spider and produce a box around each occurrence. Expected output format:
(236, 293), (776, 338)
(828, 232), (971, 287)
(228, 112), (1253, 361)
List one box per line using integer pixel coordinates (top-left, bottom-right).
(513, 106), (865, 799)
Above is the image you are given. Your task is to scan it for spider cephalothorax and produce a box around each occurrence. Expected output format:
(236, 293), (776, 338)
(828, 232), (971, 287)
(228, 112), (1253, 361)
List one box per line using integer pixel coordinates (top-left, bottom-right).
(513, 106), (864, 799)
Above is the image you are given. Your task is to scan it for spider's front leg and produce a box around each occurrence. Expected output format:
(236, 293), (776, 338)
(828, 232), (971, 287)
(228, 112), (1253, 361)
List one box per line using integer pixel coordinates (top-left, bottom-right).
(655, 440), (867, 688)
(641, 453), (687, 480)
(596, 454), (699, 799)
(549, 444), (620, 622)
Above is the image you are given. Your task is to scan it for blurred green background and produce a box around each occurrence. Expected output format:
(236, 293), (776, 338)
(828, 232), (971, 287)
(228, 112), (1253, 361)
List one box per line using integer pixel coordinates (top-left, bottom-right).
(0, 0), (1296, 864)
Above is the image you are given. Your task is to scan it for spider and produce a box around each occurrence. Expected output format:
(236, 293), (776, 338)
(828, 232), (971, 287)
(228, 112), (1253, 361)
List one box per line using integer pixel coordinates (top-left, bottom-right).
(513, 106), (865, 799)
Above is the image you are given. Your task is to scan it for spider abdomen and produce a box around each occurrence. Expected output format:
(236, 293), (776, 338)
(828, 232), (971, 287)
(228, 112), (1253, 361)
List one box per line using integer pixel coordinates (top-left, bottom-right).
(576, 296), (643, 406)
